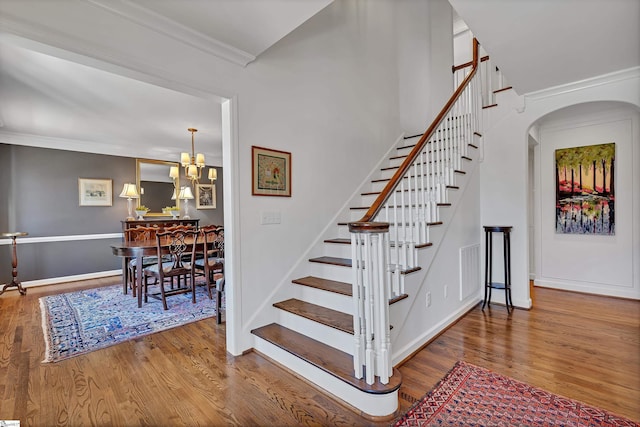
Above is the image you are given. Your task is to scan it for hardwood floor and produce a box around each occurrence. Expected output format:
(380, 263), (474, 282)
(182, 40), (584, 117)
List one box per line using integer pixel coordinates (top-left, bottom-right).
(1, 277), (638, 426)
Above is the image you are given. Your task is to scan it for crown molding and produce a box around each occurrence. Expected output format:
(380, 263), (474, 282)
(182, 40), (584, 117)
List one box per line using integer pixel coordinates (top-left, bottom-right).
(0, 130), (136, 158)
(525, 66), (640, 102)
(0, 130), (223, 166)
(85, 0), (256, 67)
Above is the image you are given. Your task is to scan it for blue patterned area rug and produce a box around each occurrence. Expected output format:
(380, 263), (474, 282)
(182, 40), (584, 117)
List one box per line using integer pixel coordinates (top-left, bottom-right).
(40, 282), (220, 363)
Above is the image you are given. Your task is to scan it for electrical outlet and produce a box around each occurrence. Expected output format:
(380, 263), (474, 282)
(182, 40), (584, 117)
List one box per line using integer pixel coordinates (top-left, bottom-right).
(426, 292), (432, 307)
(444, 285), (448, 299)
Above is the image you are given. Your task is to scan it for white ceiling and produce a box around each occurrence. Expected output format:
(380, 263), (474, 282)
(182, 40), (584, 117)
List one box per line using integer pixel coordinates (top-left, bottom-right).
(0, 39), (223, 162)
(0, 0), (638, 163)
(448, 0), (640, 94)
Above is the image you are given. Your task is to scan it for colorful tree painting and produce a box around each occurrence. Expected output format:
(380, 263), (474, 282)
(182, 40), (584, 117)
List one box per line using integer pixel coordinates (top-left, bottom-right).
(555, 142), (615, 235)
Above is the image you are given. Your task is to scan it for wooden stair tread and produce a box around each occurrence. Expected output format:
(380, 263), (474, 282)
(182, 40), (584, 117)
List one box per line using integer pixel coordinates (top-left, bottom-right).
(274, 298), (353, 334)
(372, 169), (465, 183)
(493, 86), (513, 94)
(362, 186), (457, 197)
(309, 256), (352, 267)
(325, 238), (433, 249)
(390, 294), (409, 304)
(251, 323), (402, 395)
(415, 242), (433, 249)
(292, 276), (352, 296)
(352, 203), (451, 210)
(382, 156), (467, 171)
(324, 238), (351, 245)
(401, 266), (421, 275)
(338, 221), (442, 228)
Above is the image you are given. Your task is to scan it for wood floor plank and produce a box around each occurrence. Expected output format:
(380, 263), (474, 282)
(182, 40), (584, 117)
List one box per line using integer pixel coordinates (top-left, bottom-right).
(0, 277), (638, 424)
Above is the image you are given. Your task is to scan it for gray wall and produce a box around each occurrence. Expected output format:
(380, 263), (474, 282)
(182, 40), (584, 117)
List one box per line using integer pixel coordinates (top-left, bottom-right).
(0, 143), (224, 283)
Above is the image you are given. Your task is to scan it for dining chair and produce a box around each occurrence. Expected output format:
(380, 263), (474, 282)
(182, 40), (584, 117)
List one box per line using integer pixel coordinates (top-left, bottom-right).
(194, 225), (225, 323)
(123, 225), (159, 296)
(143, 228), (199, 310)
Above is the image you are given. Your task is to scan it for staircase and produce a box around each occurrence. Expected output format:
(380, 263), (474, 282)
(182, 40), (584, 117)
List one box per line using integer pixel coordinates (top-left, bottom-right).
(251, 130), (478, 415)
(250, 39), (512, 418)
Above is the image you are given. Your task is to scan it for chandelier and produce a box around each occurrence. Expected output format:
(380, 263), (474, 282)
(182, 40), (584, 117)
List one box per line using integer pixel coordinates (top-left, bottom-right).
(181, 128), (205, 184)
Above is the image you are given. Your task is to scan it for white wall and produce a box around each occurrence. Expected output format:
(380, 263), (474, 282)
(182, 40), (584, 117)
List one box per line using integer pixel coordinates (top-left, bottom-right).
(396, 0), (453, 136)
(392, 150), (482, 363)
(534, 105), (639, 298)
(232, 1), (404, 350)
(480, 68), (640, 306)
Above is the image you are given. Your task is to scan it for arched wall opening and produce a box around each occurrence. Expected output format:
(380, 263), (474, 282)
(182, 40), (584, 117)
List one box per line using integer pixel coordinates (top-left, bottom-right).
(528, 101), (640, 299)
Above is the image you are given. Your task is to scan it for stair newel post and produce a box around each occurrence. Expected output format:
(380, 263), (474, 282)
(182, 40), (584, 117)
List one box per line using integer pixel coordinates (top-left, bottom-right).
(373, 230), (391, 384)
(363, 232), (375, 385)
(349, 221), (391, 386)
(350, 232), (365, 380)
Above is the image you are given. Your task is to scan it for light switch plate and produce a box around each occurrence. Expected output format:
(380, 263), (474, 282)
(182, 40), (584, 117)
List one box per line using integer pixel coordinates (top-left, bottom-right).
(261, 211), (281, 225)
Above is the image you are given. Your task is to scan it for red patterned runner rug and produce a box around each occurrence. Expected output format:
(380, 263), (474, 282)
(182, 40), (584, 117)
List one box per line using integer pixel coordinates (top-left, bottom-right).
(393, 361), (638, 427)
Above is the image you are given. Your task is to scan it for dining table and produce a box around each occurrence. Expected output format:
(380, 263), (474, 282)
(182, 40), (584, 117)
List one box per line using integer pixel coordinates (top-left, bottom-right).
(111, 237), (212, 308)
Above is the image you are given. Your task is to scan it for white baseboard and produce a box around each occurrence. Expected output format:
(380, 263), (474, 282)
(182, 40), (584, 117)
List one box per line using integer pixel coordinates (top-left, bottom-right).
(23, 270), (121, 288)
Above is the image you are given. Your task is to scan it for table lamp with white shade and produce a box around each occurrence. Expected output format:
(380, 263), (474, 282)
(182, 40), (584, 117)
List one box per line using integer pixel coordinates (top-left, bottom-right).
(178, 186), (194, 219)
(119, 183), (139, 221)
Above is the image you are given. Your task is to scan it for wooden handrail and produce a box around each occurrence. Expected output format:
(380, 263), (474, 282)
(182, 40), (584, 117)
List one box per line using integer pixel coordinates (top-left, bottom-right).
(452, 54), (488, 73)
(352, 38), (480, 226)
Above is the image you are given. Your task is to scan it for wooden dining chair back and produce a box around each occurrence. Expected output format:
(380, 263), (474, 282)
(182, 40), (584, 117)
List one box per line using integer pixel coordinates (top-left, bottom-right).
(213, 226), (224, 257)
(122, 225), (159, 296)
(194, 225), (225, 323)
(161, 224), (196, 233)
(124, 225), (158, 242)
(143, 228), (199, 310)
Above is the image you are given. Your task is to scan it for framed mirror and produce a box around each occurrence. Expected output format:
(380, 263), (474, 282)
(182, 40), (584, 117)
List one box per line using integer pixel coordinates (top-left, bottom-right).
(136, 159), (180, 216)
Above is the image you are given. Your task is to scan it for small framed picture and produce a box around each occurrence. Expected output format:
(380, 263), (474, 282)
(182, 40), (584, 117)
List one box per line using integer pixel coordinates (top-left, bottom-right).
(196, 184), (216, 209)
(252, 146), (291, 197)
(78, 178), (112, 206)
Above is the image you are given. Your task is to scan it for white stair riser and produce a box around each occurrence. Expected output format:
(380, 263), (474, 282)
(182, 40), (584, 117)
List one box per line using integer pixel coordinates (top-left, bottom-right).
(336, 225), (351, 239)
(277, 310), (354, 355)
(308, 263), (352, 283)
(324, 242), (352, 259)
(299, 284), (352, 313)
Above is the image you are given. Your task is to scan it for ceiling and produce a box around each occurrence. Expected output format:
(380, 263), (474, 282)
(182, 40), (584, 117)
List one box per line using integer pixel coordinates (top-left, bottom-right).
(0, 0), (638, 163)
(449, 0), (640, 94)
(0, 0), (333, 164)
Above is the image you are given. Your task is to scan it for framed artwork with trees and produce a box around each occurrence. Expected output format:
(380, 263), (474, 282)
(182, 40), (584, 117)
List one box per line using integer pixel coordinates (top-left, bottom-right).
(555, 142), (615, 235)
